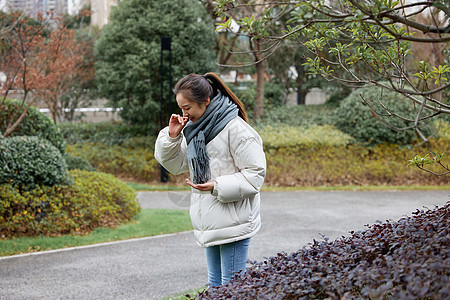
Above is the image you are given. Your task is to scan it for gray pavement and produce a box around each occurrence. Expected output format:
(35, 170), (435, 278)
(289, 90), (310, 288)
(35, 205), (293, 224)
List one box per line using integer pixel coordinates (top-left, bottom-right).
(0, 190), (448, 299)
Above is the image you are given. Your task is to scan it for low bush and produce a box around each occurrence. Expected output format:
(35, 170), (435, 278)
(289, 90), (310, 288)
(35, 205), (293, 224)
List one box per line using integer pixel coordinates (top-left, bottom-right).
(66, 143), (159, 182)
(333, 86), (440, 145)
(259, 104), (335, 128)
(0, 99), (66, 153)
(0, 170), (140, 238)
(58, 121), (150, 146)
(265, 138), (450, 187)
(235, 81), (288, 120)
(65, 137), (449, 186)
(0, 136), (70, 189)
(258, 124), (354, 149)
(435, 120), (450, 140)
(121, 136), (156, 150)
(64, 154), (96, 172)
(263, 81), (286, 108)
(195, 203), (449, 299)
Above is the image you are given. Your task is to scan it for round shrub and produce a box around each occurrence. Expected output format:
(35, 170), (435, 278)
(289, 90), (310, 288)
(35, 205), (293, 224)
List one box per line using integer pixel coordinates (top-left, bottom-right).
(0, 170), (140, 237)
(333, 86), (435, 145)
(64, 154), (96, 172)
(58, 121), (149, 146)
(65, 143), (160, 182)
(0, 136), (70, 188)
(235, 81), (287, 120)
(264, 81), (285, 107)
(0, 99), (65, 153)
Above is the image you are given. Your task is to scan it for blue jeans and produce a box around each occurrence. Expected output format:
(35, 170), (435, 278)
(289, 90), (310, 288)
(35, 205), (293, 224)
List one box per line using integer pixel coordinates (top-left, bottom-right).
(205, 238), (250, 287)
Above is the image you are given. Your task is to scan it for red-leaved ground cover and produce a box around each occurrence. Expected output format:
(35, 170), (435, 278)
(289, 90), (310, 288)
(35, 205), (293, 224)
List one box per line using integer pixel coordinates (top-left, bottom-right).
(193, 202), (449, 299)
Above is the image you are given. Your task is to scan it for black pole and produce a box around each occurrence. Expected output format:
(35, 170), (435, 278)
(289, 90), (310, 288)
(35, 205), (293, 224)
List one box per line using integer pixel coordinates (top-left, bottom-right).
(160, 37), (171, 183)
(160, 40), (164, 130)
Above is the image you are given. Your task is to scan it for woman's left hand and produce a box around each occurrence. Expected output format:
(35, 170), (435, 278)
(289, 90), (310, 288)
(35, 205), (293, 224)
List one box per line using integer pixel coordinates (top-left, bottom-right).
(186, 179), (214, 192)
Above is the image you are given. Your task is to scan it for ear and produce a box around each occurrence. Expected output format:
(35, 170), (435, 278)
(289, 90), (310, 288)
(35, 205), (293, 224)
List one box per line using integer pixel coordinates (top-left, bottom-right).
(205, 97), (210, 106)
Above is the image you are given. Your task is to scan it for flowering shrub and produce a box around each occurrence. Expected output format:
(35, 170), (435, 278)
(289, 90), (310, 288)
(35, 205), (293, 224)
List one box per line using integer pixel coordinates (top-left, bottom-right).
(194, 203), (449, 299)
(0, 170), (140, 237)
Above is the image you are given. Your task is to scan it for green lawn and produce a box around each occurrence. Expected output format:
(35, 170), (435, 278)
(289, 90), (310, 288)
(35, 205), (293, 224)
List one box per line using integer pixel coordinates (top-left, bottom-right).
(0, 209), (192, 257)
(126, 182), (191, 191)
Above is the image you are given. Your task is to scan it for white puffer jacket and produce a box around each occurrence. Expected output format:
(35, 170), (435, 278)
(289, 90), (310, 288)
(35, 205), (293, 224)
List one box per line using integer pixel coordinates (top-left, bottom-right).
(155, 116), (266, 247)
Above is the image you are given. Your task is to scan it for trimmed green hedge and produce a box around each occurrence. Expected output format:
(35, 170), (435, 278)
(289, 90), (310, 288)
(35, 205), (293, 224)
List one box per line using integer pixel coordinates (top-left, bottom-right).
(66, 143), (159, 182)
(333, 86), (438, 145)
(65, 136), (449, 187)
(64, 154), (96, 172)
(0, 136), (70, 189)
(258, 124), (354, 149)
(258, 104), (335, 128)
(265, 139), (450, 187)
(0, 170), (140, 237)
(0, 99), (65, 153)
(58, 121), (151, 146)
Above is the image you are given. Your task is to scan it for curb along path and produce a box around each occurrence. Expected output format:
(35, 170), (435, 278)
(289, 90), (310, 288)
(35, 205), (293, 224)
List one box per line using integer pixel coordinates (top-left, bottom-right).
(0, 190), (448, 299)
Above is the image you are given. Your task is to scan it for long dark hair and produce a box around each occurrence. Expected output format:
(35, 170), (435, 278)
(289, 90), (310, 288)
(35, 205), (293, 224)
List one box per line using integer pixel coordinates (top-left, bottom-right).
(173, 73), (249, 123)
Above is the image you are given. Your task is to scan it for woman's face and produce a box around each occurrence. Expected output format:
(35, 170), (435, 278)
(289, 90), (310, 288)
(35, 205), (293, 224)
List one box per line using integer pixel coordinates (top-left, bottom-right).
(176, 93), (210, 123)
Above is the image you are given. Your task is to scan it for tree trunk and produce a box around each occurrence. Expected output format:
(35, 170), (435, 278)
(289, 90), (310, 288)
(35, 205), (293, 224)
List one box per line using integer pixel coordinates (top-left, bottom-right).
(3, 94), (35, 137)
(295, 64), (305, 105)
(254, 39), (265, 120)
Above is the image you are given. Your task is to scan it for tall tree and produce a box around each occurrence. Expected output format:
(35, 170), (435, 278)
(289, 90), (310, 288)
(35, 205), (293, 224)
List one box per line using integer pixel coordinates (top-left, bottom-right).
(215, 0), (450, 141)
(0, 9), (94, 134)
(1, 12), (50, 137)
(37, 18), (95, 123)
(214, 0), (270, 119)
(95, 0), (217, 132)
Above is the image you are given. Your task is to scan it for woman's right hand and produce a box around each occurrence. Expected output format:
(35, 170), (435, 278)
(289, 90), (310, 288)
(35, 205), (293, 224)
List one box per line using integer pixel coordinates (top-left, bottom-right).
(168, 114), (188, 138)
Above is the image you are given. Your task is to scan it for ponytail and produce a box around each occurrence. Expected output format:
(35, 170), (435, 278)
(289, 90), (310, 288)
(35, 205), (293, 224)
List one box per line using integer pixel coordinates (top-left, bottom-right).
(203, 73), (249, 124)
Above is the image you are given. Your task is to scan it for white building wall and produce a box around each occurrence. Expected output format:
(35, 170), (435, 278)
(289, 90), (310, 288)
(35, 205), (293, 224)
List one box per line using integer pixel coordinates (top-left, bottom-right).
(90, 0), (118, 28)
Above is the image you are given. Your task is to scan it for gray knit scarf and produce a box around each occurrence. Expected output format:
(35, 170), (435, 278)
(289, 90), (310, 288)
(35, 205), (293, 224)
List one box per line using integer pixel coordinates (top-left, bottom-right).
(183, 91), (239, 184)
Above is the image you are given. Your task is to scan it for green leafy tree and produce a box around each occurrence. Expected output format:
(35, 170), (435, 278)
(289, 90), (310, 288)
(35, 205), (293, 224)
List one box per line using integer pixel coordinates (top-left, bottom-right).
(214, 0), (450, 141)
(95, 0), (217, 132)
(214, 1), (273, 120)
(214, 0), (449, 176)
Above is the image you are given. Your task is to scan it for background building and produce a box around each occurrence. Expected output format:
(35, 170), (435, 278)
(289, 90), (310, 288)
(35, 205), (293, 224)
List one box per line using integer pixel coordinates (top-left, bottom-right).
(1, 0), (119, 28)
(89, 0), (118, 28)
(1, 0), (68, 15)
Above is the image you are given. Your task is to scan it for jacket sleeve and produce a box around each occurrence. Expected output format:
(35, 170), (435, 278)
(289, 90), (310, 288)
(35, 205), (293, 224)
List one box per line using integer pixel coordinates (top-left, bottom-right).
(154, 126), (190, 175)
(213, 135), (266, 203)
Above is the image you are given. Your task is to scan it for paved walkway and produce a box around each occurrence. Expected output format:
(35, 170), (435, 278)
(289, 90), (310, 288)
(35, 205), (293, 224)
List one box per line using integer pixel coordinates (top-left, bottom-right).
(0, 190), (448, 299)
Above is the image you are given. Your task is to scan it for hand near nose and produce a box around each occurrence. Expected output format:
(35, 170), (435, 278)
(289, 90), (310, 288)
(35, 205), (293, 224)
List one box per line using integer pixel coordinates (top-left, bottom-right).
(168, 114), (188, 138)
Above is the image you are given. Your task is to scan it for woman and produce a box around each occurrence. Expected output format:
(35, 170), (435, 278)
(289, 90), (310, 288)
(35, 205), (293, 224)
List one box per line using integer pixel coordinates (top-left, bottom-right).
(154, 73), (266, 287)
